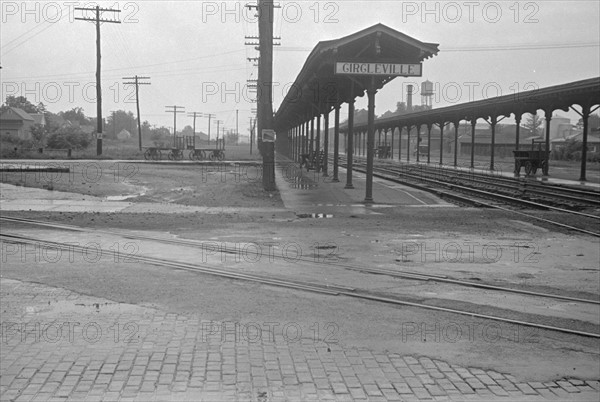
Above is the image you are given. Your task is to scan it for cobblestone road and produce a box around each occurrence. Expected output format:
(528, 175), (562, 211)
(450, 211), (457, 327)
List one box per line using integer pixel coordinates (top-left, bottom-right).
(1, 279), (599, 401)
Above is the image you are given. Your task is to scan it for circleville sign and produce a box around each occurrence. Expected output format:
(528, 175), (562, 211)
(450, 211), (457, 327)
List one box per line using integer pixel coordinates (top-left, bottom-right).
(335, 62), (422, 76)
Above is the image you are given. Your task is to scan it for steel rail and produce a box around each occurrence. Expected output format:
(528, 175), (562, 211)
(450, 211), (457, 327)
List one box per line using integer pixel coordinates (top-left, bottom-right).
(0, 233), (343, 296)
(352, 160), (600, 220)
(392, 166), (600, 219)
(2, 232), (598, 339)
(369, 157), (600, 200)
(403, 165), (600, 207)
(340, 160), (600, 236)
(386, 159), (600, 201)
(2, 215), (598, 305)
(386, 164), (600, 211)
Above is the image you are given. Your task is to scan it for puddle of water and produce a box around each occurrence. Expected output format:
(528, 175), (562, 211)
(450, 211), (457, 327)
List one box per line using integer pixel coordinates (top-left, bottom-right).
(287, 176), (317, 190)
(296, 213), (334, 219)
(291, 183), (317, 189)
(27, 300), (141, 315)
(105, 186), (148, 201)
(105, 194), (136, 201)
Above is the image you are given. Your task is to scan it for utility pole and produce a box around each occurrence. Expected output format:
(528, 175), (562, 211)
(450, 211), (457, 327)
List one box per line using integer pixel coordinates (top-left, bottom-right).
(215, 120), (222, 147)
(257, 0), (275, 190)
(187, 111), (202, 138)
(165, 106), (185, 147)
(249, 117), (256, 154)
(123, 75), (150, 150)
(203, 113), (215, 145)
(236, 109), (239, 145)
(75, 5), (121, 156)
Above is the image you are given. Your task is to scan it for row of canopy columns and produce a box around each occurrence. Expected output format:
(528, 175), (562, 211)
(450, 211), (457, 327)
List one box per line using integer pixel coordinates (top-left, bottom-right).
(285, 97), (598, 204)
(287, 105), (340, 180)
(285, 80), (379, 201)
(338, 104), (598, 182)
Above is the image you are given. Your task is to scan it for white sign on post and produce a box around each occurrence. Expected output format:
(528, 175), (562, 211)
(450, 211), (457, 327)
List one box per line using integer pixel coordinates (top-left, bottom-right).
(335, 62), (422, 77)
(262, 129), (276, 142)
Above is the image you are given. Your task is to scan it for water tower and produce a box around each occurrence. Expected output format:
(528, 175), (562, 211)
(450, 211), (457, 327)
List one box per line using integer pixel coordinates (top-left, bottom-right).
(421, 80), (434, 109)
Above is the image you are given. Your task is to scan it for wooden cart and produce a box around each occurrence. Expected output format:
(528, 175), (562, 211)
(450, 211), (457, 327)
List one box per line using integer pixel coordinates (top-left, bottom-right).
(513, 139), (550, 176)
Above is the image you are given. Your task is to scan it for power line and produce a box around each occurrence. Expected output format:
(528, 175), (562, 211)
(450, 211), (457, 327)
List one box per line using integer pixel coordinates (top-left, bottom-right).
(5, 50), (247, 81)
(1, 5), (70, 55)
(276, 41), (600, 53)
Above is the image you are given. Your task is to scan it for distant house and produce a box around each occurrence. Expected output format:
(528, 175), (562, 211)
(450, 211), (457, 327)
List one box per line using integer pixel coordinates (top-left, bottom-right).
(46, 113), (71, 129)
(0, 107), (35, 140)
(551, 131), (600, 153)
(117, 129), (132, 140)
(457, 124), (542, 157)
(29, 113), (46, 127)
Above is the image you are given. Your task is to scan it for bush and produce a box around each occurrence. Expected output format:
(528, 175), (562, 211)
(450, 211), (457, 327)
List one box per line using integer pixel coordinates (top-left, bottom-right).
(0, 132), (34, 148)
(0, 132), (20, 144)
(587, 152), (600, 163)
(29, 124), (46, 147)
(46, 126), (91, 149)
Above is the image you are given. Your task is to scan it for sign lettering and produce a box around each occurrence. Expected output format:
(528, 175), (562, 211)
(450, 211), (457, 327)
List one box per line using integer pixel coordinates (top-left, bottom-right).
(335, 62), (422, 77)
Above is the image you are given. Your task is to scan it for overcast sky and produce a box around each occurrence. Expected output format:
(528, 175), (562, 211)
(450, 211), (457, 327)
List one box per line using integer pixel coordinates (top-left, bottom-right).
(1, 1), (599, 133)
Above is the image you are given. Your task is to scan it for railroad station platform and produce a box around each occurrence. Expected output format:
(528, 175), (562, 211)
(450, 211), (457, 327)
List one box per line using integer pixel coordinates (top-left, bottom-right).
(274, 156), (454, 215)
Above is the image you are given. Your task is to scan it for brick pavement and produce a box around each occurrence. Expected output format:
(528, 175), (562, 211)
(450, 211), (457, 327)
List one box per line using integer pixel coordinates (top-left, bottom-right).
(1, 278), (599, 401)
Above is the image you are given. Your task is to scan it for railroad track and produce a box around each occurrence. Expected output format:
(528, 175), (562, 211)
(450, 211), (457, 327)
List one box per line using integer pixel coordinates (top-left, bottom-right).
(2, 216), (599, 339)
(338, 157), (600, 237)
(392, 161), (600, 209)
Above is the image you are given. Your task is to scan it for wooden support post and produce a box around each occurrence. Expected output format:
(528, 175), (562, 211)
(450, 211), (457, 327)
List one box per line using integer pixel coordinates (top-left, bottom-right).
(391, 128), (394, 159)
(333, 104), (340, 182)
(515, 113), (521, 151)
(398, 126), (402, 162)
(544, 110), (552, 177)
(439, 123), (444, 165)
(323, 111), (329, 176)
(345, 82), (355, 189)
(416, 124), (421, 163)
(427, 124), (432, 164)
(490, 116), (497, 171)
(453, 121), (459, 167)
(365, 77), (376, 202)
(316, 114), (321, 172)
(406, 126), (411, 162)
(310, 118), (314, 155)
(470, 119), (476, 169)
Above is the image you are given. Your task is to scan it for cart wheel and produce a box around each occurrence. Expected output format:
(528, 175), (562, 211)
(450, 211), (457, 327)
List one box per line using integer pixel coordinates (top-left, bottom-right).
(189, 150), (196, 161)
(524, 161), (533, 175)
(168, 151), (175, 161)
(153, 150), (161, 161)
(217, 151), (225, 161)
(541, 160), (548, 175)
(144, 149), (151, 160)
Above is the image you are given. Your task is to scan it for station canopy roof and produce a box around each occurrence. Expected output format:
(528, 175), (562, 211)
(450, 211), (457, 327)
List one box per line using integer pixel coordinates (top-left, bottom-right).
(273, 23), (439, 131)
(344, 76), (600, 131)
